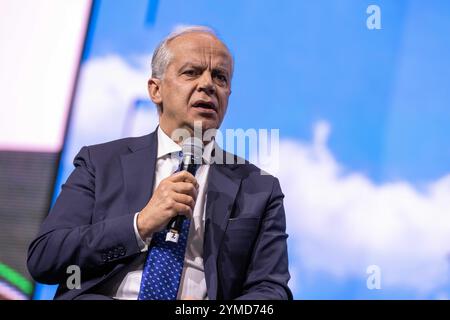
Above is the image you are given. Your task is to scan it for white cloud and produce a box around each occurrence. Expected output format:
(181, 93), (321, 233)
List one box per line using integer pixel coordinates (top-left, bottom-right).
(65, 55), (159, 163)
(257, 121), (450, 297)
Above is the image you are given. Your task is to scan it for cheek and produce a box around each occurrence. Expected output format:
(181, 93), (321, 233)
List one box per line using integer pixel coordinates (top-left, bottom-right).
(164, 86), (191, 109)
(163, 78), (190, 98)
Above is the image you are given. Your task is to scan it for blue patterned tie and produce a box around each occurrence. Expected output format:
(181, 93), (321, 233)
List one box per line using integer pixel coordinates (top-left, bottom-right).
(138, 169), (191, 300)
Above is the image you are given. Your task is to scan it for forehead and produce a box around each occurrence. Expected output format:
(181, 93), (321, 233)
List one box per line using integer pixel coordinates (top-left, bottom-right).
(167, 33), (232, 69)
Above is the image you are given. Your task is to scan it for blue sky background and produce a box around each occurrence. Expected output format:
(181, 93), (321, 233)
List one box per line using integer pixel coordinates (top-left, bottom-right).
(83, 0), (450, 185)
(35, 0), (450, 299)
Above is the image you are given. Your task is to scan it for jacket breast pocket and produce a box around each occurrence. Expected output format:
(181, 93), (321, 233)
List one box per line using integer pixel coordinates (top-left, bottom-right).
(226, 217), (260, 231)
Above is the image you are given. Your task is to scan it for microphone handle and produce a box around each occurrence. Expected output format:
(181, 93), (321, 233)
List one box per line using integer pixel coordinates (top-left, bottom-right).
(165, 160), (200, 242)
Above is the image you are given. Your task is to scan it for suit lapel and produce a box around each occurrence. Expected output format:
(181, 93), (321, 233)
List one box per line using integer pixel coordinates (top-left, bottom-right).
(203, 162), (242, 300)
(120, 130), (158, 215)
(120, 131), (241, 300)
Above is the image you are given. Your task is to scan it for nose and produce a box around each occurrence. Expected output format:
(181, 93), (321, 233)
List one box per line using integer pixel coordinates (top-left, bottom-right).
(197, 71), (216, 95)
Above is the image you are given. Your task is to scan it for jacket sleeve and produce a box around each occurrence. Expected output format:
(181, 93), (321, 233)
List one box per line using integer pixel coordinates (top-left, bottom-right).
(235, 178), (293, 300)
(27, 146), (141, 284)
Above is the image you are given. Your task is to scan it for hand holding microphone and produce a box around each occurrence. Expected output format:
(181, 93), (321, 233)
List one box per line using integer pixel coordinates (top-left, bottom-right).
(136, 137), (203, 243)
(165, 137), (203, 242)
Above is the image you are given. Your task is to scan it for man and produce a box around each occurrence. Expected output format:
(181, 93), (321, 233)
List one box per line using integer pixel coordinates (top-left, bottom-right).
(27, 26), (292, 300)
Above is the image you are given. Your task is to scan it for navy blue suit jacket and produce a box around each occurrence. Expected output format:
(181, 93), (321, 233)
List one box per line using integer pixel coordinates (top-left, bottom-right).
(28, 129), (292, 300)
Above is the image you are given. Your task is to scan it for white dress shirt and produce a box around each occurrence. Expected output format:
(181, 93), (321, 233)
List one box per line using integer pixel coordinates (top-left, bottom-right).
(113, 127), (213, 300)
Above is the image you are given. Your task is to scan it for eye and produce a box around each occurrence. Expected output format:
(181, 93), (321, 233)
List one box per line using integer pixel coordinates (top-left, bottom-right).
(213, 72), (228, 84)
(217, 74), (227, 82)
(183, 69), (197, 76)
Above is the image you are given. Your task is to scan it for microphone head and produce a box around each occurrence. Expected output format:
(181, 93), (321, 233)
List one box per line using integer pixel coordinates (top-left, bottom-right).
(181, 137), (204, 164)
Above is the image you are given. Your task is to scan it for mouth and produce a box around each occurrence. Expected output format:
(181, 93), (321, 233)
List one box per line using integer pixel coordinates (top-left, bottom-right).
(191, 100), (217, 113)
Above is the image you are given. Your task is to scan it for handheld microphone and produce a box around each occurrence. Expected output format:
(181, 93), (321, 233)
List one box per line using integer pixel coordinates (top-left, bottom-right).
(165, 137), (203, 243)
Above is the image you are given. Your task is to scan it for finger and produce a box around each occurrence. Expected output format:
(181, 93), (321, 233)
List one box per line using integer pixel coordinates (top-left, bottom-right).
(178, 210), (193, 220)
(172, 202), (193, 219)
(169, 171), (197, 186)
(172, 182), (198, 200)
(172, 192), (196, 210)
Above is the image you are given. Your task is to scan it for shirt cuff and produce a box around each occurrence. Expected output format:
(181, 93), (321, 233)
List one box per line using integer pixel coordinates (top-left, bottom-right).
(133, 212), (152, 252)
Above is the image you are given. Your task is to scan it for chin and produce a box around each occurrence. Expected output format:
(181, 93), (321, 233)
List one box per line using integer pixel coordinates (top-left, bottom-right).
(190, 116), (219, 128)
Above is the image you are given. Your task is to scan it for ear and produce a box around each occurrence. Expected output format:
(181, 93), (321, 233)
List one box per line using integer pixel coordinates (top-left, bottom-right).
(148, 78), (162, 105)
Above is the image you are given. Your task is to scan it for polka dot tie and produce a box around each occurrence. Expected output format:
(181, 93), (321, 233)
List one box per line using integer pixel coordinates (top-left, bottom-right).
(137, 212), (190, 300)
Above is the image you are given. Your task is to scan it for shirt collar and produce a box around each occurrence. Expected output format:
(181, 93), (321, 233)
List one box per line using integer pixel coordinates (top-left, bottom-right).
(157, 126), (216, 164)
(157, 126), (182, 159)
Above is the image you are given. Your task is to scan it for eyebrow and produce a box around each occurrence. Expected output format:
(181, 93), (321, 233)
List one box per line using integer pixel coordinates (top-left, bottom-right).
(178, 62), (230, 75)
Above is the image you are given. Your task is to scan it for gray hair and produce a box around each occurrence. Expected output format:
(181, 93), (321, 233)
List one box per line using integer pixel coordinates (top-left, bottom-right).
(151, 25), (234, 79)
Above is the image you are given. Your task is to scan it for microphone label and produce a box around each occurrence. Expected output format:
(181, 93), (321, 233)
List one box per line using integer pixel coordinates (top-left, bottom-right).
(166, 230), (180, 243)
